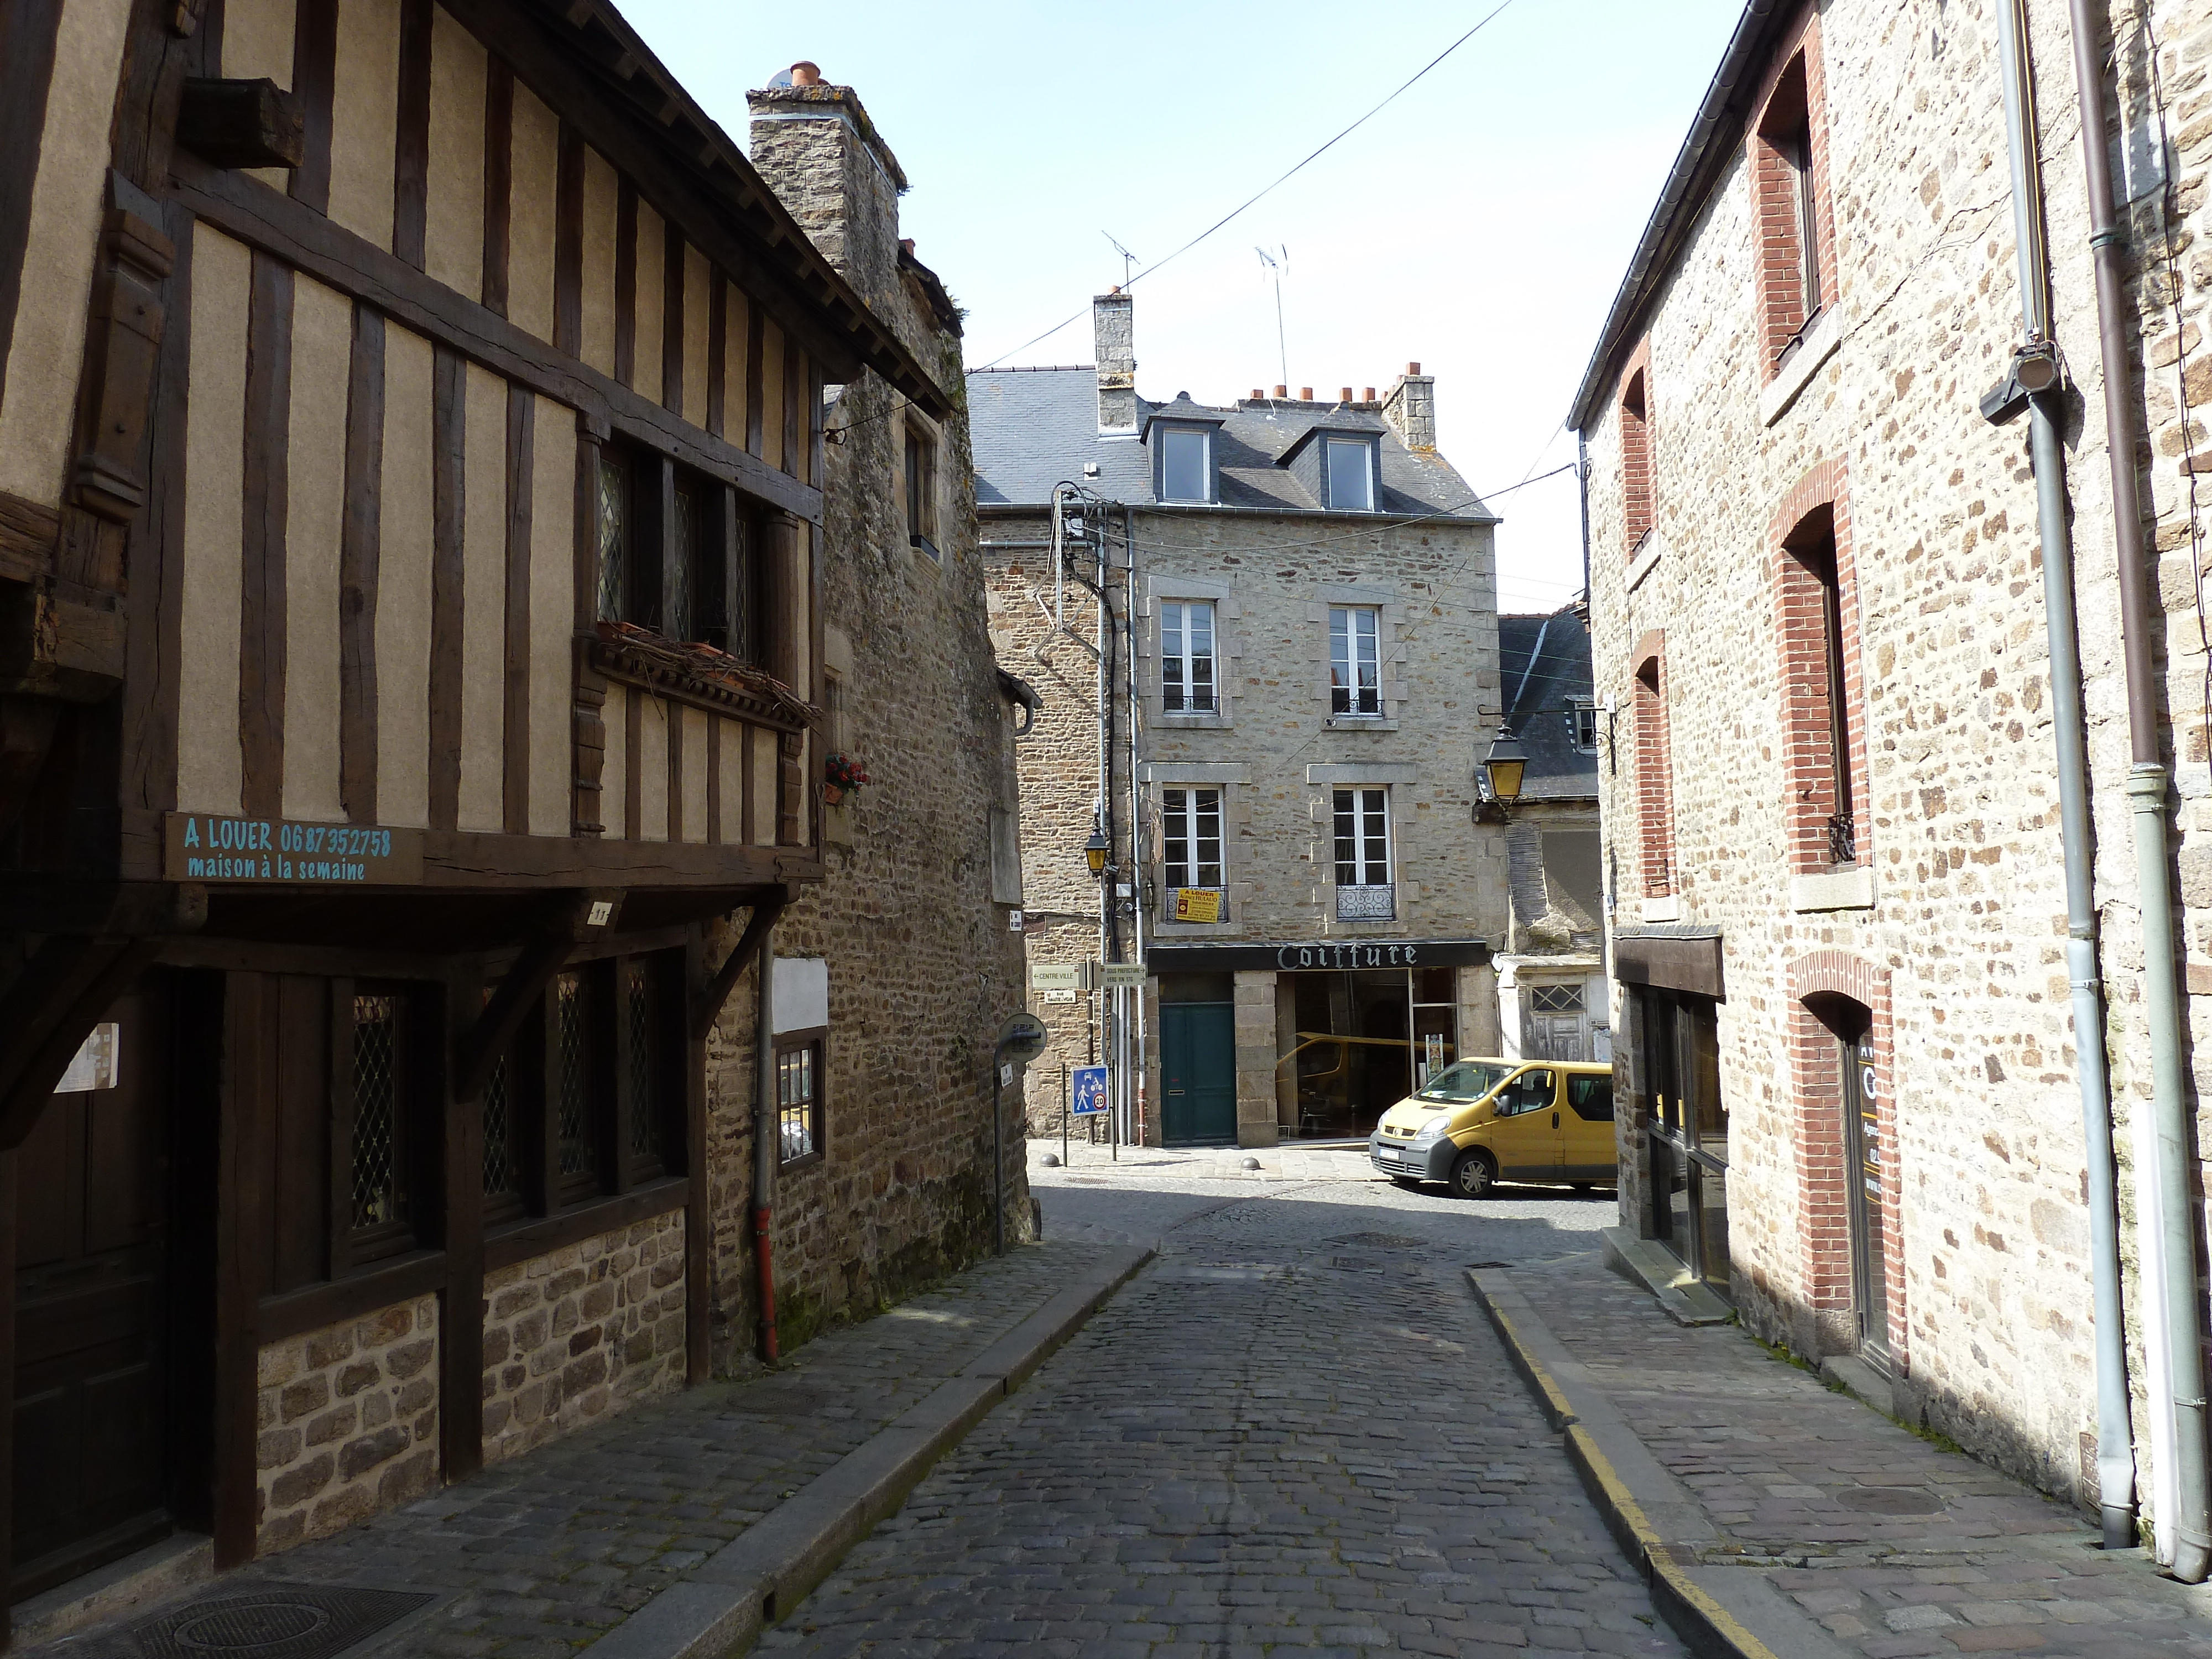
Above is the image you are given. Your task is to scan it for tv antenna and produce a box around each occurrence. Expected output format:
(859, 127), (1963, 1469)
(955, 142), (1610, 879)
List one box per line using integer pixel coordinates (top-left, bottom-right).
(1102, 231), (1140, 288)
(1256, 245), (1288, 392)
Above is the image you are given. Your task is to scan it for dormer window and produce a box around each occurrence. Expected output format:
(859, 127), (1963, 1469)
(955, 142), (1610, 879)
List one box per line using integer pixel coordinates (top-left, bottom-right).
(1159, 427), (1212, 504)
(1324, 437), (1375, 512)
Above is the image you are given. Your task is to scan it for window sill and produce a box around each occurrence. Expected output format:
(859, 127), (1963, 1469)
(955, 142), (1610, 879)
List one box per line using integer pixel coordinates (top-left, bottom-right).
(1760, 306), (1841, 428)
(1641, 895), (1682, 923)
(1788, 865), (1875, 913)
(1626, 531), (1665, 595)
(1324, 716), (1400, 732)
(910, 533), (941, 561)
(1158, 713), (1232, 729)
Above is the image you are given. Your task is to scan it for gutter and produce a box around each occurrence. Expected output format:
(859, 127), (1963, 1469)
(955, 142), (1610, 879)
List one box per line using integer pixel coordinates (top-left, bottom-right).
(1564, 0), (1783, 433)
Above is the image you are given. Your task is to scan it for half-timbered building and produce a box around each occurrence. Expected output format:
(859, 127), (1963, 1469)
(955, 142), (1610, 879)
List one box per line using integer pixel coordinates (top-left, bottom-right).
(0, 0), (992, 1626)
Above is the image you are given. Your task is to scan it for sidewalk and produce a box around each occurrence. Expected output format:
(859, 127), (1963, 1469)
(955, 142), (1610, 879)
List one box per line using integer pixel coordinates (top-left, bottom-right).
(32, 1238), (1149, 1659)
(1473, 1249), (2212, 1659)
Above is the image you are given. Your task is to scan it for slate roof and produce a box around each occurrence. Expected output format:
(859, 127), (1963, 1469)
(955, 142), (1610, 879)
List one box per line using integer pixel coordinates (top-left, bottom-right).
(968, 367), (1493, 521)
(1498, 608), (1598, 802)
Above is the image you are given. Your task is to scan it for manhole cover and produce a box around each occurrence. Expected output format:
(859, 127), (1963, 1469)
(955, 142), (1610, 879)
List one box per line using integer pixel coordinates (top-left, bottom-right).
(1837, 1486), (1944, 1515)
(128, 1584), (434, 1659)
(1329, 1232), (1425, 1249)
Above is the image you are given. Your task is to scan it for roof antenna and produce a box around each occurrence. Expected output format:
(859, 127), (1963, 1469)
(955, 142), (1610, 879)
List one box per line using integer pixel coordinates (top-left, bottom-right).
(1102, 231), (1139, 289)
(1256, 245), (1288, 397)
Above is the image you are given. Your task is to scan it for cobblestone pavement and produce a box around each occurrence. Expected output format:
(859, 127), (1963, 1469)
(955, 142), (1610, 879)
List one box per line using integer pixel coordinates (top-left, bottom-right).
(1511, 1250), (2212, 1659)
(33, 1241), (1108, 1659)
(758, 1150), (1687, 1658)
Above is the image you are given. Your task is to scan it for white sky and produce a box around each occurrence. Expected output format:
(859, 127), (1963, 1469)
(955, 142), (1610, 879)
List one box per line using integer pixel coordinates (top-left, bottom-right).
(618, 1), (1744, 614)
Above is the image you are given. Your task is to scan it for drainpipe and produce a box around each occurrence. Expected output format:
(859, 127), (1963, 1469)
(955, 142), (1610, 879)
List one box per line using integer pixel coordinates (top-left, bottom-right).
(753, 922), (779, 1363)
(2064, 0), (2205, 1569)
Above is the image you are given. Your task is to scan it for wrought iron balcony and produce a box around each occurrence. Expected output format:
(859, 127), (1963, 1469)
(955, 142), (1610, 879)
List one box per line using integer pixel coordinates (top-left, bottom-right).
(1335, 883), (1395, 921)
(1827, 812), (1857, 866)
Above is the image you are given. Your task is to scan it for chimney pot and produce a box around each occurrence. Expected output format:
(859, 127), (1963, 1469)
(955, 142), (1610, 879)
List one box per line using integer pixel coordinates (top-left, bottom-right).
(1406, 361), (1420, 375)
(1363, 385), (1376, 401)
(1272, 384), (1287, 398)
(1339, 386), (1353, 403)
(1250, 389), (1263, 400)
(789, 61), (822, 86)
(1298, 385), (1312, 400)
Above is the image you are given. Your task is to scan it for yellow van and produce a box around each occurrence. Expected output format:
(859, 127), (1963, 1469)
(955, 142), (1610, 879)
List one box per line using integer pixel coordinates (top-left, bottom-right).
(1369, 1059), (1616, 1199)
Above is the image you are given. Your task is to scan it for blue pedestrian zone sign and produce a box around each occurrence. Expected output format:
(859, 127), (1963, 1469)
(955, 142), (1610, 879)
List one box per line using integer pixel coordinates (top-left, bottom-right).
(1072, 1066), (1109, 1117)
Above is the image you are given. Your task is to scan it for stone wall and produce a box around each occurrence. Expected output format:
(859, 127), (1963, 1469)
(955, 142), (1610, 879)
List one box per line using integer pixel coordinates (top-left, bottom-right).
(1579, 0), (2212, 1517)
(481, 1211), (687, 1466)
(697, 83), (1031, 1373)
(254, 1296), (439, 1553)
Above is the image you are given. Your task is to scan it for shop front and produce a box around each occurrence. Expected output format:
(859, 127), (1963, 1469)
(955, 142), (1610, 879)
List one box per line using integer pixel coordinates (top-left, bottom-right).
(1615, 930), (1732, 1297)
(1149, 940), (1493, 1148)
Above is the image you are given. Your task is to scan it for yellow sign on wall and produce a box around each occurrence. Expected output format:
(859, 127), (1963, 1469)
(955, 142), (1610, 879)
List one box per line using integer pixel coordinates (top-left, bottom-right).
(1173, 888), (1223, 923)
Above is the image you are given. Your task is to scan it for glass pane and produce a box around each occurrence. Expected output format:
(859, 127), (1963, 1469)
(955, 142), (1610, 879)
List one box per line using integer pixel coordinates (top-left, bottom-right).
(1326, 439), (1373, 510)
(555, 973), (596, 1181)
(596, 452), (628, 623)
(1161, 429), (1207, 502)
(1161, 606), (1186, 711)
(352, 994), (403, 1230)
(481, 1052), (515, 1197)
(667, 487), (696, 642)
(729, 513), (755, 662)
(1689, 1000), (1724, 1154)
(779, 1046), (817, 1160)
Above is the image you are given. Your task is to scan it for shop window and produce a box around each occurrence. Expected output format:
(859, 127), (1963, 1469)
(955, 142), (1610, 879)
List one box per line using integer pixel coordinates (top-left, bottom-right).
(1161, 601), (1217, 713)
(777, 1035), (823, 1166)
(1329, 607), (1383, 716)
(348, 989), (414, 1264)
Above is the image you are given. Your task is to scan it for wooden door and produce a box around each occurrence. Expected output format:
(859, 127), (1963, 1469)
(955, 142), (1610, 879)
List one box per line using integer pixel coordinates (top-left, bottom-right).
(1160, 1004), (1237, 1146)
(13, 984), (174, 1600)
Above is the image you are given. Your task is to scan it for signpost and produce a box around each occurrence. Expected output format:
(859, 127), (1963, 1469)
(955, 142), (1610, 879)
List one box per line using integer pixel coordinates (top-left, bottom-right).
(1072, 1065), (1108, 1116)
(993, 1013), (1049, 1254)
(1099, 963), (1147, 989)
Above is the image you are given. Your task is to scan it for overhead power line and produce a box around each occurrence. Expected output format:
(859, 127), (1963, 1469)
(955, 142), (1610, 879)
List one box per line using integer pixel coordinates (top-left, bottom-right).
(973, 0), (1521, 371)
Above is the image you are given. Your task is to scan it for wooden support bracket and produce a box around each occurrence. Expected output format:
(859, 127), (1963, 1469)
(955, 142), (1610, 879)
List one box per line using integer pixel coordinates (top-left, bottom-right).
(451, 887), (619, 1099)
(0, 932), (171, 1149)
(688, 888), (789, 1042)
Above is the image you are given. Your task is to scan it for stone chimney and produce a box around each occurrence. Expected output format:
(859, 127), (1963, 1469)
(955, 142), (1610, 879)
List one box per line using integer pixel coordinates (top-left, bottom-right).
(1381, 362), (1437, 451)
(746, 64), (909, 317)
(1093, 290), (1136, 433)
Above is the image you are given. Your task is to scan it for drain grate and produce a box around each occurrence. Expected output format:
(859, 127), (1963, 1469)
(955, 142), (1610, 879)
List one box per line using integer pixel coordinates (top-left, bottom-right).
(123, 1583), (434, 1659)
(1329, 1231), (1426, 1249)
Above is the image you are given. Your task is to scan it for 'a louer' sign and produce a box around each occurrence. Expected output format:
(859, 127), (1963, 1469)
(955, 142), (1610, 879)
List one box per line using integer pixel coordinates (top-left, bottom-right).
(163, 813), (425, 885)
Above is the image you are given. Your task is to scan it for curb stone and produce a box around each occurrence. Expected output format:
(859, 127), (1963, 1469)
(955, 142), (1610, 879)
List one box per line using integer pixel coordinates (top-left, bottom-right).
(582, 1243), (1155, 1659)
(1468, 1268), (1857, 1659)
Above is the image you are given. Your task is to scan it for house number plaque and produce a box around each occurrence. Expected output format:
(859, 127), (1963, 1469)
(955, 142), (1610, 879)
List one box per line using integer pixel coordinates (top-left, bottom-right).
(163, 812), (426, 885)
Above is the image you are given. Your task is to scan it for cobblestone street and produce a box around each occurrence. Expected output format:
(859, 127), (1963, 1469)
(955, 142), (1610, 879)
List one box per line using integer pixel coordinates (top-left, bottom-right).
(758, 1147), (1684, 1658)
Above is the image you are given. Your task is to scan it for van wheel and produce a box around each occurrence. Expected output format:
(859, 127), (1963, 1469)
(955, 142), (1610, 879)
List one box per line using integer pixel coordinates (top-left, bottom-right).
(1449, 1150), (1497, 1201)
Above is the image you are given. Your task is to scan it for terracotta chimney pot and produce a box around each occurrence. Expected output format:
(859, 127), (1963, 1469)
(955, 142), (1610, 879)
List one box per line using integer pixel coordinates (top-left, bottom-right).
(1339, 385), (1353, 403)
(1363, 385), (1376, 401)
(1406, 361), (1420, 375)
(790, 61), (822, 86)
(1272, 384), (1287, 398)
(1298, 385), (1312, 400)
(1250, 388), (1263, 400)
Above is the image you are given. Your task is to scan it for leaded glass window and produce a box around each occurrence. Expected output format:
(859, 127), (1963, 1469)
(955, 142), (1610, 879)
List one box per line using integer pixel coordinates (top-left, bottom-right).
(351, 993), (405, 1236)
(667, 481), (697, 643)
(482, 1051), (517, 1199)
(628, 961), (663, 1167)
(555, 971), (597, 1189)
(596, 450), (629, 624)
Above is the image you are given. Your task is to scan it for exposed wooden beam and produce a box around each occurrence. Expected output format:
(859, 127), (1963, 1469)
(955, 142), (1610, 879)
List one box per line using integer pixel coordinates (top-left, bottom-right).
(451, 887), (620, 1097)
(688, 888), (786, 1041)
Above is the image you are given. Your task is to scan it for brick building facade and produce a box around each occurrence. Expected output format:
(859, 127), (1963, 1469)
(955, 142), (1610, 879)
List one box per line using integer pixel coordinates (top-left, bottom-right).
(1574, 0), (2212, 1557)
(973, 297), (1512, 1150)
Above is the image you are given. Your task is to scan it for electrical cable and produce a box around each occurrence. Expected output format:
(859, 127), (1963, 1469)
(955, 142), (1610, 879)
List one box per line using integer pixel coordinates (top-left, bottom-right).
(971, 0), (1520, 371)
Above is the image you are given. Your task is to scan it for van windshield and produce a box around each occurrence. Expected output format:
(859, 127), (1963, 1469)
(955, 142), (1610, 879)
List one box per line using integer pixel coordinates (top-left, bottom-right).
(1416, 1061), (1514, 1104)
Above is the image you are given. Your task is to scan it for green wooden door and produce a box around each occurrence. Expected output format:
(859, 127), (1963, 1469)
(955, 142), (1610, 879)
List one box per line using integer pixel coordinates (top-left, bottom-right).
(1161, 1003), (1238, 1146)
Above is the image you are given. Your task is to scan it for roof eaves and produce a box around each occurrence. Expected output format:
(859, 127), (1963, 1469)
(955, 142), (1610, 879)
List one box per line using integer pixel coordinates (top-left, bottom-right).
(1563, 0), (1785, 434)
(522, 0), (954, 419)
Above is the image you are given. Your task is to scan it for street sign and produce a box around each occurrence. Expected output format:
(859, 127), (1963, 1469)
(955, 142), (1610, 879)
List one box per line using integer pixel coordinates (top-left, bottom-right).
(1071, 1065), (1108, 1117)
(1031, 963), (1082, 991)
(1099, 963), (1147, 989)
(996, 1012), (1049, 1066)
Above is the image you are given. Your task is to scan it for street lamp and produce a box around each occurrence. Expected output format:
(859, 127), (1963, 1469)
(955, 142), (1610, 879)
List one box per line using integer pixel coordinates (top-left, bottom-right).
(1479, 727), (1529, 814)
(1084, 828), (1110, 877)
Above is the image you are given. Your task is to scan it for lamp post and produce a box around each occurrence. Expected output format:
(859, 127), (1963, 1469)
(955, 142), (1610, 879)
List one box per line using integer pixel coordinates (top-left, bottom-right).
(1478, 727), (1528, 823)
(1084, 828), (1110, 878)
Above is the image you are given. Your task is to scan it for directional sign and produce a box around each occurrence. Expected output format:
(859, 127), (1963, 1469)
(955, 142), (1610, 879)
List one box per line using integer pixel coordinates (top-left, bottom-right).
(1071, 1065), (1109, 1117)
(1031, 963), (1082, 992)
(996, 1013), (1050, 1066)
(1099, 963), (1147, 989)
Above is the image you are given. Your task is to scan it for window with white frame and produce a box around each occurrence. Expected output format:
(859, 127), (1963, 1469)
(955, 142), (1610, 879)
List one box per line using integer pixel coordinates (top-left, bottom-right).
(1161, 788), (1224, 891)
(1329, 606), (1382, 716)
(1569, 699), (1599, 753)
(1159, 428), (1211, 503)
(1324, 437), (1375, 512)
(1333, 787), (1391, 903)
(1160, 601), (1217, 713)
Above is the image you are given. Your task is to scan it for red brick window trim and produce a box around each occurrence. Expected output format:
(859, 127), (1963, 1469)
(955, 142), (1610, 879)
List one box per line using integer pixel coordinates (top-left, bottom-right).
(1750, 22), (1837, 379)
(1620, 363), (1652, 556)
(1772, 467), (1866, 874)
(1786, 953), (1905, 1374)
(1632, 633), (1675, 898)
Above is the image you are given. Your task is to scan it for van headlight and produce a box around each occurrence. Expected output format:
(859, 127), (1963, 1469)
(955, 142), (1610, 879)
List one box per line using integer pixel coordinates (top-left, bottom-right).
(1409, 1114), (1452, 1147)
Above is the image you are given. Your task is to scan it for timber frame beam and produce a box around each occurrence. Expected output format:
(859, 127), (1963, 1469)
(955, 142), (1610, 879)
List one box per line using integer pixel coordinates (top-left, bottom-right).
(689, 887), (789, 1041)
(452, 887), (621, 1098)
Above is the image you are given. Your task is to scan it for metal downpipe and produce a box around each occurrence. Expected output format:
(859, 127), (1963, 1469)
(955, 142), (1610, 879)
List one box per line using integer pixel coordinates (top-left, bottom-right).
(1997, 0), (2164, 1559)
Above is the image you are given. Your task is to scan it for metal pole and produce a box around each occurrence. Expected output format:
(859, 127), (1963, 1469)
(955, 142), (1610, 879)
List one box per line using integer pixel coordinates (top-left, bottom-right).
(752, 924), (779, 1363)
(992, 1039), (1007, 1255)
(1062, 1061), (1070, 1167)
